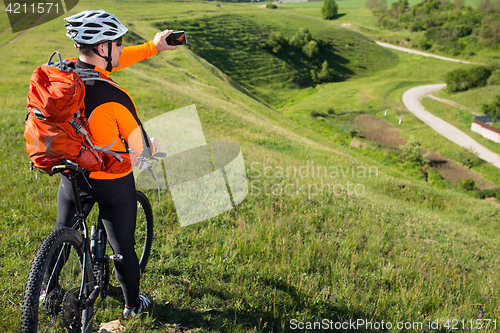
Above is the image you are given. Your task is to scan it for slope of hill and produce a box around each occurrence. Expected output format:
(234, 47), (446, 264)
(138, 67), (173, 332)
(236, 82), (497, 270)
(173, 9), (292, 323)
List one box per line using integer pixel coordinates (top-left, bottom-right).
(155, 11), (398, 108)
(0, 1), (499, 332)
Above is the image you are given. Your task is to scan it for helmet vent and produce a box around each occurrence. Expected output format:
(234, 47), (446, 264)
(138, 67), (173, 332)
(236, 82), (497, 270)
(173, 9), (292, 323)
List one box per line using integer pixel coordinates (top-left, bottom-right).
(103, 22), (118, 29)
(84, 29), (101, 35)
(84, 23), (103, 28)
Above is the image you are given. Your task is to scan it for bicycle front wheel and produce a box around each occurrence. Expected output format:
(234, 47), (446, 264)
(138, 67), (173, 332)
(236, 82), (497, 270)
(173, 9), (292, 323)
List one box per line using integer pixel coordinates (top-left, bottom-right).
(107, 190), (154, 295)
(21, 227), (95, 333)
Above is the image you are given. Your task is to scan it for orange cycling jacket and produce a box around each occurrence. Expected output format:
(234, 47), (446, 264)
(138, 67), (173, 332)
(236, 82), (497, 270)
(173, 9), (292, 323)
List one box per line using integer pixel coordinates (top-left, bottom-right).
(69, 41), (159, 179)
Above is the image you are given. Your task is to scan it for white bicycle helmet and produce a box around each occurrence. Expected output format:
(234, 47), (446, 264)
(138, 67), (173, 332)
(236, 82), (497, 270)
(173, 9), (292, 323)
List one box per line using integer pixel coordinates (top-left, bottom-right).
(64, 10), (128, 46)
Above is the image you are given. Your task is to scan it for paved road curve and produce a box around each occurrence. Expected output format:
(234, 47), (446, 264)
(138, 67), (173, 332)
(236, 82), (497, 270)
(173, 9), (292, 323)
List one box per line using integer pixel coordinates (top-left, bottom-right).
(402, 84), (500, 169)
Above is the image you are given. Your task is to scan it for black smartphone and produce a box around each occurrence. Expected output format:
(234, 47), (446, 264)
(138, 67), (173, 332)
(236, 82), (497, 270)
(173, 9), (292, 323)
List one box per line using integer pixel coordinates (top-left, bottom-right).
(166, 31), (187, 46)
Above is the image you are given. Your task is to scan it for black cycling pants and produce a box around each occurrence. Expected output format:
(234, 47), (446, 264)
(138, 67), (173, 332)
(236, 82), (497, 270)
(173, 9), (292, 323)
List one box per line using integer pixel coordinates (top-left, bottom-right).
(56, 172), (141, 308)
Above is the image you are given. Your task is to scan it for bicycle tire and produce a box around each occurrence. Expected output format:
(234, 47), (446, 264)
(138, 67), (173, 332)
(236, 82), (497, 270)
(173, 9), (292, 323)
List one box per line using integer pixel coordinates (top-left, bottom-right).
(21, 227), (95, 333)
(107, 190), (154, 295)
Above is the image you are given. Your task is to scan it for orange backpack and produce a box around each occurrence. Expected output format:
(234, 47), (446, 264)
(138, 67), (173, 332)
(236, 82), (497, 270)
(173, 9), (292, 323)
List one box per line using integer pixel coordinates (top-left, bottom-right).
(24, 52), (123, 174)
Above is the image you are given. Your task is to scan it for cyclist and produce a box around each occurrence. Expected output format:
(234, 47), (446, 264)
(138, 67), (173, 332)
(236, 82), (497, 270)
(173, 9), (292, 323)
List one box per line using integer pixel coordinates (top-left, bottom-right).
(55, 9), (176, 319)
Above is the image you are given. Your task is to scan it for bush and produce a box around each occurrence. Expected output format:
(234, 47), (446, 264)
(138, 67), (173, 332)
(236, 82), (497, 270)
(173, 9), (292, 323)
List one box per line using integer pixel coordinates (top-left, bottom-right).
(290, 28), (312, 49)
(482, 94), (500, 120)
(487, 69), (500, 85)
(455, 147), (482, 168)
(311, 61), (336, 83)
(459, 178), (477, 191)
(468, 66), (492, 87)
(445, 66), (492, 92)
(266, 3), (278, 9)
(413, 34), (432, 50)
(473, 188), (500, 199)
(302, 40), (319, 58)
(310, 110), (328, 118)
(264, 32), (288, 53)
(322, 0), (339, 20)
(400, 135), (427, 166)
(427, 167), (451, 189)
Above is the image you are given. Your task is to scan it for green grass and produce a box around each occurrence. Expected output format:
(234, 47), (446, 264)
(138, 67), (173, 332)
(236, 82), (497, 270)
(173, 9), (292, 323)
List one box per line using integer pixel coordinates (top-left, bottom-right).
(1, 0), (500, 332)
(420, 96), (500, 155)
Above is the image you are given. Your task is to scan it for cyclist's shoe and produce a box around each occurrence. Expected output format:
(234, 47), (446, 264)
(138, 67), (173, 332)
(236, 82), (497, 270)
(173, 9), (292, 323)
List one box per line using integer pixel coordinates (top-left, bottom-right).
(39, 283), (47, 303)
(123, 293), (151, 319)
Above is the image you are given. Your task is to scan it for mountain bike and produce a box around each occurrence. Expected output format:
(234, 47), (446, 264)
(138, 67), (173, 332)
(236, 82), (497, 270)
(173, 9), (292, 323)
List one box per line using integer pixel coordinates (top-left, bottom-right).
(20, 161), (154, 333)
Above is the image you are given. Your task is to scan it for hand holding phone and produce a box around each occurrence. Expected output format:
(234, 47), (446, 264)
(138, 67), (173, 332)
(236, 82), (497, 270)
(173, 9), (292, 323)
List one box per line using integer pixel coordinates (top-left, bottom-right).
(166, 31), (187, 46)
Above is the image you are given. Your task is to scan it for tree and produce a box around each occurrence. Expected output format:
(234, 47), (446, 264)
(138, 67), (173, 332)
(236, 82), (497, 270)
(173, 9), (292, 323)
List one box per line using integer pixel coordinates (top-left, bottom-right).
(302, 40), (319, 58)
(322, 0), (339, 20)
(482, 94), (500, 120)
(389, 0), (409, 20)
(312, 61), (335, 83)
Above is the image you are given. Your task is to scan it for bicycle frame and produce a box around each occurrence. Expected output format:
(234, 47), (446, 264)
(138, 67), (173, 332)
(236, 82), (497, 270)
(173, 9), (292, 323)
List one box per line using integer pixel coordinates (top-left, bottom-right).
(49, 167), (102, 313)
(22, 160), (155, 333)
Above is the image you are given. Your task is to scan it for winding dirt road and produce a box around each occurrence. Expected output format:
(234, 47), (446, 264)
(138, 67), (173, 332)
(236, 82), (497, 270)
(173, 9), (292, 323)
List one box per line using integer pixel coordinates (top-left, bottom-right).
(376, 42), (474, 64)
(377, 42), (500, 169)
(402, 84), (500, 169)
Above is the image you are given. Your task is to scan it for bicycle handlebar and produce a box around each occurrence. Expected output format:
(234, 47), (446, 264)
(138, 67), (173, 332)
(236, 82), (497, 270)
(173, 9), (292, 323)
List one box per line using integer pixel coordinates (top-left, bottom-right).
(52, 153), (167, 175)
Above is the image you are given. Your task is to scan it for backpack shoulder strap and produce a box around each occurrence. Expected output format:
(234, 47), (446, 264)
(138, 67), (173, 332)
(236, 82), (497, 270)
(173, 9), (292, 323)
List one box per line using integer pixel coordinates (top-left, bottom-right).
(73, 68), (121, 89)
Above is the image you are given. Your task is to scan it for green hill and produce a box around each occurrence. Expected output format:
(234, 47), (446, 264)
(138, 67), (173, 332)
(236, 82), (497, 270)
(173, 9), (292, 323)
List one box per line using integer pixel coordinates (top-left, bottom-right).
(156, 11), (398, 107)
(1, 1), (499, 332)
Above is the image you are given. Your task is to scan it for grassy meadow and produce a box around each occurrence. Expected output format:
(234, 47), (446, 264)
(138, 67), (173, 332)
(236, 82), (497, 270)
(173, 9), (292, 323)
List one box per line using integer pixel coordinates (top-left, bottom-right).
(1, 0), (500, 332)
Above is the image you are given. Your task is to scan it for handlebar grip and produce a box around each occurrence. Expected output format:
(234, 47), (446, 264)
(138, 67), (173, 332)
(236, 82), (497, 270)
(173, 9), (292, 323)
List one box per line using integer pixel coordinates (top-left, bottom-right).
(154, 152), (167, 159)
(51, 161), (86, 174)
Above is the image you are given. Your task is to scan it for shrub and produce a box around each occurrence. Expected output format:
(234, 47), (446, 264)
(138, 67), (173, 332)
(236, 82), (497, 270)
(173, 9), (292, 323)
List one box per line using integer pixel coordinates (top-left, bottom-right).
(455, 147), (483, 168)
(473, 188), (500, 199)
(311, 61), (335, 83)
(266, 3), (278, 9)
(487, 69), (500, 85)
(468, 66), (492, 87)
(322, 0), (339, 20)
(445, 66), (492, 92)
(413, 34), (432, 50)
(264, 32), (288, 53)
(427, 167), (451, 189)
(310, 110), (328, 118)
(400, 135), (427, 166)
(482, 94), (500, 120)
(459, 178), (477, 191)
(302, 40), (319, 58)
(290, 28), (312, 49)
(336, 124), (363, 137)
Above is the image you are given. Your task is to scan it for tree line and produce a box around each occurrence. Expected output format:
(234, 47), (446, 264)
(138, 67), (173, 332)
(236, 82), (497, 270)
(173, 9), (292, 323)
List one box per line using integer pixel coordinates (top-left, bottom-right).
(368, 0), (500, 56)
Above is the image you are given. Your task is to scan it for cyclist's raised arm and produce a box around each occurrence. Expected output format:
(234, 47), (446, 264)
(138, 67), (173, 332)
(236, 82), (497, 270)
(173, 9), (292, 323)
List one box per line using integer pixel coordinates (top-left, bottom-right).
(111, 29), (178, 72)
(110, 41), (158, 72)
